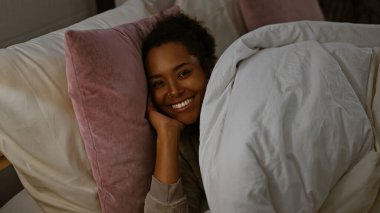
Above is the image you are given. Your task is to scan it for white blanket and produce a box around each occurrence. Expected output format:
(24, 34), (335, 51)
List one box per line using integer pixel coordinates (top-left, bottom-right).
(200, 21), (380, 213)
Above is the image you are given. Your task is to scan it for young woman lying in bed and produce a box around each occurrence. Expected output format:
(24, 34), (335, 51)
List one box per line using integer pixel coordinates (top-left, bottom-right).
(142, 13), (216, 213)
(141, 9), (380, 213)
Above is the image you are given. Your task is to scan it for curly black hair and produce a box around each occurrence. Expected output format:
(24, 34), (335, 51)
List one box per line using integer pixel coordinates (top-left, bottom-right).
(142, 12), (216, 77)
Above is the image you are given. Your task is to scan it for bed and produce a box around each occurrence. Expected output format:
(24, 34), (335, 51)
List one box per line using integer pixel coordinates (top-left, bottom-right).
(0, 0), (379, 212)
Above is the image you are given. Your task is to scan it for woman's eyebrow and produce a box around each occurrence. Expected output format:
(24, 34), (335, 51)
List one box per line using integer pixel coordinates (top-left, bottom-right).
(148, 62), (191, 79)
(173, 62), (190, 72)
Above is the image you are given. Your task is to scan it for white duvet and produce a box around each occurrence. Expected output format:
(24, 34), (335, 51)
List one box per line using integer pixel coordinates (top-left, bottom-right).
(200, 21), (380, 213)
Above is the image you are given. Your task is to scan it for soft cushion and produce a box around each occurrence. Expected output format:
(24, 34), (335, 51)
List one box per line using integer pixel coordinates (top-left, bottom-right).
(200, 21), (379, 212)
(238, 0), (324, 31)
(0, 0), (153, 212)
(64, 6), (179, 213)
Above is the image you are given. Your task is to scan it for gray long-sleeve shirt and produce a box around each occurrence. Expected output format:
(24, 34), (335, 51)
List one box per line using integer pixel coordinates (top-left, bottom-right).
(144, 128), (209, 213)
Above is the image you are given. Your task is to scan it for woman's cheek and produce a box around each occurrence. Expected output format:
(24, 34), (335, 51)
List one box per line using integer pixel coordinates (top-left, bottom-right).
(153, 91), (164, 107)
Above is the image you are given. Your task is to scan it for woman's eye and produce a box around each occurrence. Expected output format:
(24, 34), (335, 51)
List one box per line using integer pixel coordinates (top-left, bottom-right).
(178, 70), (191, 79)
(150, 80), (164, 89)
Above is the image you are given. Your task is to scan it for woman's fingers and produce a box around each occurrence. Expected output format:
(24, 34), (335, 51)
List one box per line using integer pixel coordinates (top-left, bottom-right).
(146, 95), (185, 133)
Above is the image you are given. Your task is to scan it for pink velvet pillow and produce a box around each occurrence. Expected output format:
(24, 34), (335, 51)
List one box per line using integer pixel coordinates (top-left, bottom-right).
(64, 7), (178, 213)
(238, 0), (325, 31)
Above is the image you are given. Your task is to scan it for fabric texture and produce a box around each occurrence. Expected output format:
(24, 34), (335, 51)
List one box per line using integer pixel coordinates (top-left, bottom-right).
(238, 0), (324, 31)
(144, 127), (209, 213)
(200, 21), (380, 212)
(64, 6), (179, 213)
(0, 0), (153, 212)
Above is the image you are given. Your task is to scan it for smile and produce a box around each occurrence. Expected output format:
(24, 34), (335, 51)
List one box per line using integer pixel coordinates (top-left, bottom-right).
(172, 98), (193, 109)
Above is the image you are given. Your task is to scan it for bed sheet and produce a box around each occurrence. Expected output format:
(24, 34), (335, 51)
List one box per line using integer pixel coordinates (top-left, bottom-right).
(0, 189), (43, 213)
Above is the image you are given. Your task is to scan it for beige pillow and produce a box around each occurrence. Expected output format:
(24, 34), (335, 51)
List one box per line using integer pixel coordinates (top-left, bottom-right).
(0, 0), (153, 212)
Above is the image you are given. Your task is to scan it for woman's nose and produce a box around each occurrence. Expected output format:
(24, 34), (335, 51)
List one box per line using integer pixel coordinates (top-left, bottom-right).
(167, 81), (183, 98)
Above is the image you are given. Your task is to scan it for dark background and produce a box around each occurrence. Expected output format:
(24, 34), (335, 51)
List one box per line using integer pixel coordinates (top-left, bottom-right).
(319, 0), (380, 24)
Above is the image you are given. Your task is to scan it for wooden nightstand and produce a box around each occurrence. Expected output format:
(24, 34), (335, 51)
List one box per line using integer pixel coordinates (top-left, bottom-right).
(0, 154), (24, 208)
(0, 154), (11, 171)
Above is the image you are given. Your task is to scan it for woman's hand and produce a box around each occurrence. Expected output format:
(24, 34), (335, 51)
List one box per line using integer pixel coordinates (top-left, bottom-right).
(147, 97), (185, 136)
(147, 97), (184, 184)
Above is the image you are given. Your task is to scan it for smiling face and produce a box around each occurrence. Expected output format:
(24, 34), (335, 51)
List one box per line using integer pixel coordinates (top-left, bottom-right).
(146, 42), (207, 125)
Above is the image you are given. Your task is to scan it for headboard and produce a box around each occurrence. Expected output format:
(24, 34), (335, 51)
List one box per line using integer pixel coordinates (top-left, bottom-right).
(0, 0), (117, 48)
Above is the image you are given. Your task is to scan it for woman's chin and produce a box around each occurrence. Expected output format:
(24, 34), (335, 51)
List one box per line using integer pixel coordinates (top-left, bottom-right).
(175, 115), (198, 126)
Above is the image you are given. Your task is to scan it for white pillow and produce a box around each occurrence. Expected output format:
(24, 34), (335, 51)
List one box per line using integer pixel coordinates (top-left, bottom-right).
(175, 0), (247, 57)
(0, 0), (153, 212)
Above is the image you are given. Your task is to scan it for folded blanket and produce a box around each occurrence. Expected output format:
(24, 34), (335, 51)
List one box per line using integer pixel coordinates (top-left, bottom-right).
(200, 21), (380, 213)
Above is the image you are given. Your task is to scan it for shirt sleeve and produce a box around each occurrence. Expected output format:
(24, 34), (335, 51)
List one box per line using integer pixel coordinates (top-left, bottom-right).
(144, 176), (188, 213)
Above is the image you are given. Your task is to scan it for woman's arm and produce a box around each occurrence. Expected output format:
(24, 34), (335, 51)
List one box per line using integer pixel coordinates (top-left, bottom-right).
(146, 97), (184, 184)
(144, 98), (189, 212)
(154, 126), (181, 184)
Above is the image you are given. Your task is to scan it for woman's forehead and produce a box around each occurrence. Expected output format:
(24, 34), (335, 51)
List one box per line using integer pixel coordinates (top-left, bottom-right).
(146, 43), (199, 76)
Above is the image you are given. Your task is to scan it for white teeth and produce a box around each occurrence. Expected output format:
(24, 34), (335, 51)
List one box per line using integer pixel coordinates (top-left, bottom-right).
(172, 98), (193, 109)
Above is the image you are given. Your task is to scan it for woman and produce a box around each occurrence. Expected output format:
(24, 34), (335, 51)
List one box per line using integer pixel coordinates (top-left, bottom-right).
(142, 12), (216, 213)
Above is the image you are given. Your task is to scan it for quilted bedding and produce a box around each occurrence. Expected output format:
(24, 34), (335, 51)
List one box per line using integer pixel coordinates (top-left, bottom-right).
(200, 21), (380, 213)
